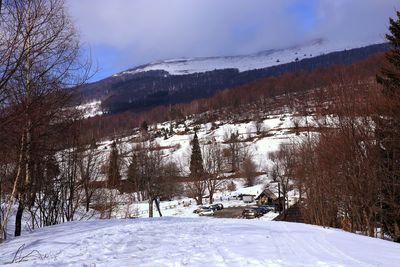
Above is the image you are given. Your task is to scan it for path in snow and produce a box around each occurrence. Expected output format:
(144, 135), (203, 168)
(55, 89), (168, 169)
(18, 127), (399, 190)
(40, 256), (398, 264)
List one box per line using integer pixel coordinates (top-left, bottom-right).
(0, 218), (399, 266)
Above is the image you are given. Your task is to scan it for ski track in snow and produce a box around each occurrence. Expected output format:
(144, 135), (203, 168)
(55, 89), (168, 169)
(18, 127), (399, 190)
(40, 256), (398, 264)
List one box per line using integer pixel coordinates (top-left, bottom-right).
(1, 218), (399, 267)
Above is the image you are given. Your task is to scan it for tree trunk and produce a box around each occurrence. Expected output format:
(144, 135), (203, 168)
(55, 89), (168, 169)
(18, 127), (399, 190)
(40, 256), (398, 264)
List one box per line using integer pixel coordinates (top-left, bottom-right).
(209, 192), (213, 204)
(278, 183), (281, 214)
(15, 201), (24, 237)
(84, 184), (90, 212)
(1, 134), (25, 241)
(155, 197), (162, 217)
(394, 223), (400, 243)
(196, 195), (203, 205)
(148, 198), (153, 218)
(282, 186), (287, 219)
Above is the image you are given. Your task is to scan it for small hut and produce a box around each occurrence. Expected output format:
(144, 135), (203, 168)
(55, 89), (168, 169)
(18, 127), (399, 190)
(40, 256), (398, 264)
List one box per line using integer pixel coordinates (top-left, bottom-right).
(255, 188), (278, 205)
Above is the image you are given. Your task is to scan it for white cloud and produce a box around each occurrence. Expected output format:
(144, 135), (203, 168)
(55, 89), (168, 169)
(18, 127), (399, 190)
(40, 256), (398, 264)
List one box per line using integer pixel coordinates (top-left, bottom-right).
(313, 0), (398, 45)
(67, 0), (399, 68)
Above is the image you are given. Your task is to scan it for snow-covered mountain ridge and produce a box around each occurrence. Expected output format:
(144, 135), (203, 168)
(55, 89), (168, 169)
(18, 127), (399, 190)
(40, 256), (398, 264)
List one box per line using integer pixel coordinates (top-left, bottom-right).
(79, 40), (388, 114)
(114, 38), (382, 76)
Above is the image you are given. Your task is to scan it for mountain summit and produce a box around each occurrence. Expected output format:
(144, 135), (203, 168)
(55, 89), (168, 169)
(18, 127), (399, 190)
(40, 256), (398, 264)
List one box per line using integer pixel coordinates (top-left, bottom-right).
(79, 40), (388, 114)
(113, 38), (377, 77)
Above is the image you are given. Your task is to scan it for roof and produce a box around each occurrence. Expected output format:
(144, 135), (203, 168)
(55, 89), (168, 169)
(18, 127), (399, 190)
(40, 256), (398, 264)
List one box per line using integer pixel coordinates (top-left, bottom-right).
(255, 188), (278, 200)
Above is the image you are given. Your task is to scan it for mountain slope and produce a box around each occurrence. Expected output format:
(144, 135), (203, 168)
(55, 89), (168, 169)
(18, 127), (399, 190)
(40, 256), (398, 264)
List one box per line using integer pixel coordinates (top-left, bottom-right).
(78, 42), (389, 114)
(114, 39), (375, 76)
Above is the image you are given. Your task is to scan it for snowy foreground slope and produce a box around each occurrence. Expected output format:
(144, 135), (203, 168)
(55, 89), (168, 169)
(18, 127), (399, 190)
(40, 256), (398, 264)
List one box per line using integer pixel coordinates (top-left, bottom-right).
(1, 218), (399, 267)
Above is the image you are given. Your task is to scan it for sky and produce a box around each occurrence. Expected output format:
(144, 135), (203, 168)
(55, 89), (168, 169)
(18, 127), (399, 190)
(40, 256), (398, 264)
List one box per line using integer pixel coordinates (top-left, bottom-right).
(66, 0), (400, 82)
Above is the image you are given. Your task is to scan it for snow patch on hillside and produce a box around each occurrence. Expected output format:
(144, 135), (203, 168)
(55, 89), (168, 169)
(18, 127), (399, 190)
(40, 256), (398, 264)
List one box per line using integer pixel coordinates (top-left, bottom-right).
(75, 100), (103, 118)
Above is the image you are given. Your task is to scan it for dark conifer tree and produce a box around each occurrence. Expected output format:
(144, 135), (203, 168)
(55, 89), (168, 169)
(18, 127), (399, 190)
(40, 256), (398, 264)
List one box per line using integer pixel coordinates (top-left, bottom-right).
(107, 141), (121, 187)
(189, 132), (205, 204)
(376, 11), (400, 242)
(127, 153), (140, 193)
(127, 154), (138, 182)
(190, 132), (204, 178)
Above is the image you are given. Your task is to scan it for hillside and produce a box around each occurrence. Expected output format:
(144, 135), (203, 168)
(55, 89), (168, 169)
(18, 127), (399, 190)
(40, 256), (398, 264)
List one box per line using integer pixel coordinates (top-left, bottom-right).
(113, 38), (364, 76)
(79, 51), (387, 142)
(78, 42), (388, 114)
(79, 112), (300, 182)
(1, 218), (399, 266)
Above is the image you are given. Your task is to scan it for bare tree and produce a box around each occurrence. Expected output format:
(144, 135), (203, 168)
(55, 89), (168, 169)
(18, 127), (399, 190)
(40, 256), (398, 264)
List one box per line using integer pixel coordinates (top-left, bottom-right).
(241, 156), (257, 187)
(133, 141), (177, 217)
(269, 144), (295, 217)
(0, 0), (89, 240)
(290, 79), (383, 235)
(223, 131), (241, 172)
(77, 138), (102, 212)
(0, 1), (31, 108)
(203, 139), (225, 204)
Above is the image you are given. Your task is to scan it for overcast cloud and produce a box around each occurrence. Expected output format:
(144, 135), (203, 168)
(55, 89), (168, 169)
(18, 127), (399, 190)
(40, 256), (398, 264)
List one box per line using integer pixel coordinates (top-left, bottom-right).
(66, 0), (399, 80)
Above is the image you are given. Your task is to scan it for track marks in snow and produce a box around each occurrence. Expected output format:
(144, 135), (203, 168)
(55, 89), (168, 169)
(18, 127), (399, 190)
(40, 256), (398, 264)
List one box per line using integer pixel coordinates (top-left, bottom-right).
(0, 218), (399, 266)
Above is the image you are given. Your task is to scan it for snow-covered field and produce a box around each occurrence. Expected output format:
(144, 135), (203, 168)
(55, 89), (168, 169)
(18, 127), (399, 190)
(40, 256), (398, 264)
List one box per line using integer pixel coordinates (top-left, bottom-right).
(1, 217), (398, 266)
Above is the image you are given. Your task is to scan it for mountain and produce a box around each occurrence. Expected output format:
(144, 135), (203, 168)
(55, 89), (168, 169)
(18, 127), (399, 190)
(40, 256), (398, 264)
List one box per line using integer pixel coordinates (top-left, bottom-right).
(112, 38), (372, 76)
(78, 40), (389, 114)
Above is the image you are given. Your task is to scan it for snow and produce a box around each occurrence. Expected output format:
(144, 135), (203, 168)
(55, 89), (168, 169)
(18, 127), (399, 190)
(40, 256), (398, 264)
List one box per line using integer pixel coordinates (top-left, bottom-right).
(2, 101), (398, 266)
(1, 217), (398, 266)
(145, 114), (299, 174)
(75, 100), (103, 118)
(113, 39), (381, 77)
(107, 177), (274, 219)
(230, 184), (264, 197)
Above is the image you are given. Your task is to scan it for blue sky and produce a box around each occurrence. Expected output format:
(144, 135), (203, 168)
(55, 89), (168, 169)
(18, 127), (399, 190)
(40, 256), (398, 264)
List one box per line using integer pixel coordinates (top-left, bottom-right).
(292, 0), (317, 33)
(67, 0), (399, 82)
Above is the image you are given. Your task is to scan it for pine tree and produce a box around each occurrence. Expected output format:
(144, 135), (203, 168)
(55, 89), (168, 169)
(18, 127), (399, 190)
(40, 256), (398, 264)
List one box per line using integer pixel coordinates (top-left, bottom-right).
(190, 132), (204, 178)
(127, 153), (140, 193)
(107, 141), (121, 187)
(127, 154), (138, 182)
(377, 11), (400, 97)
(376, 11), (400, 242)
(141, 120), (148, 132)
(189, 132), (205, 204)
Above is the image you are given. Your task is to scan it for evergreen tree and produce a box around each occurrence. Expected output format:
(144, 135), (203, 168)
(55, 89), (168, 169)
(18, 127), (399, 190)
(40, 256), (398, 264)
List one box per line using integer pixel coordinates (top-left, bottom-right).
(127, 153), (140, 193)
(376, 11), (400, 242)
(190, 132), (204, 178)
(189, 132), (205, 204)
(127, 154), (138, 182)
(107, 141), (121, 187)
(141, 120), (148, 132)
